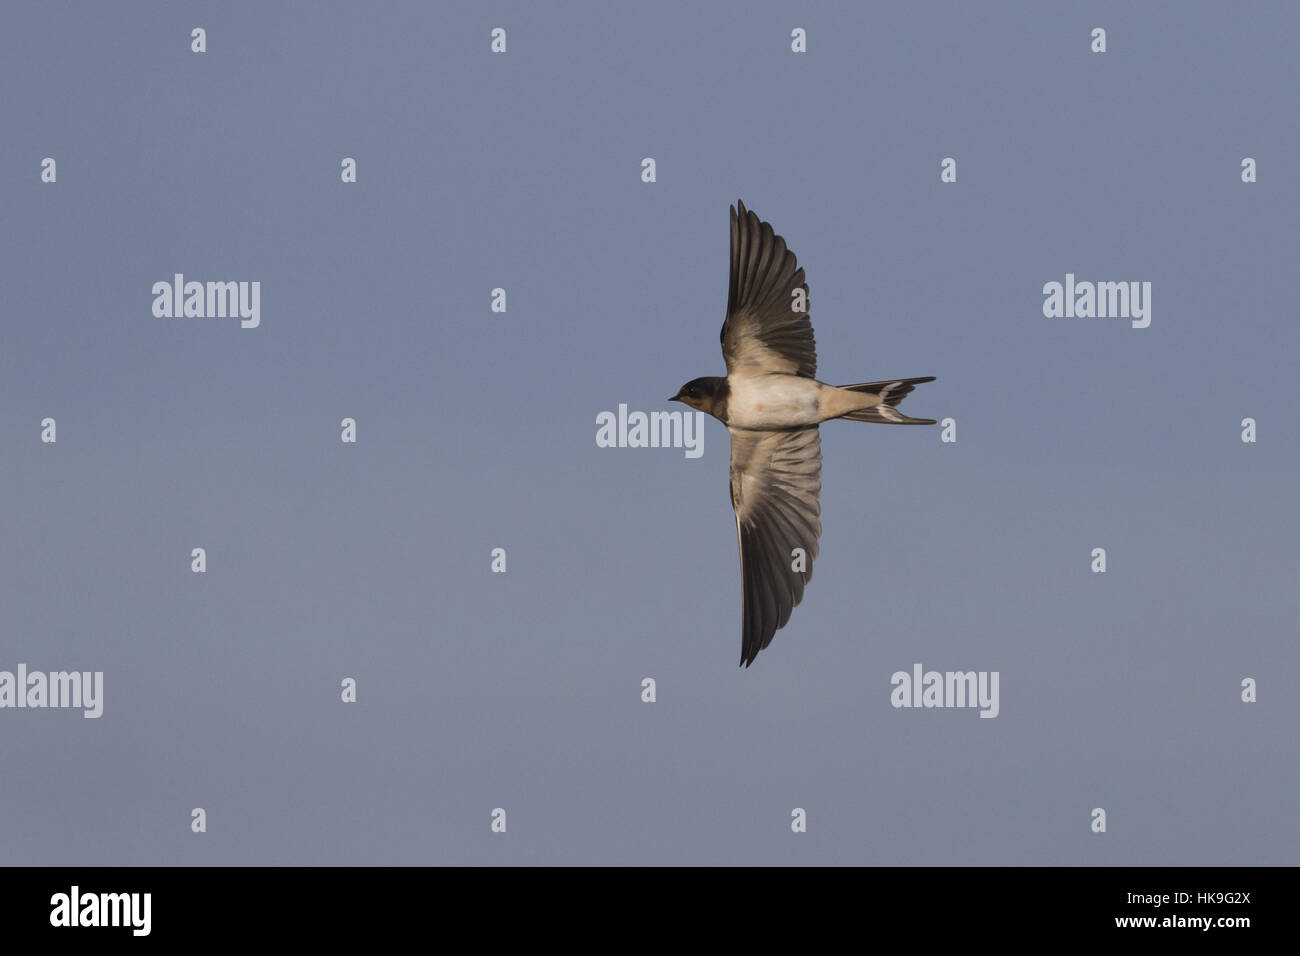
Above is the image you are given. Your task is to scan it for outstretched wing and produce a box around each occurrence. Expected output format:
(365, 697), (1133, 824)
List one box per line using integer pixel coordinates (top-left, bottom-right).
(728, 426), (823, 667)
(720, 200), (816, 378)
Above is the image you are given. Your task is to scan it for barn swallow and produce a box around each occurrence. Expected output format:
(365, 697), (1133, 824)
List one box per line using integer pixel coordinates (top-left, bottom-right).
(671, 200), (936, 667)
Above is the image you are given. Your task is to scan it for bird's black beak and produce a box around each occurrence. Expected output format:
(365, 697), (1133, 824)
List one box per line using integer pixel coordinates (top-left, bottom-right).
(668, 392), (681, 403)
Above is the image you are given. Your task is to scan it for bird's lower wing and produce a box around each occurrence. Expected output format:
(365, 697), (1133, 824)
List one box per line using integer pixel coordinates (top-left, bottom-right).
(728, 426), (823, 667)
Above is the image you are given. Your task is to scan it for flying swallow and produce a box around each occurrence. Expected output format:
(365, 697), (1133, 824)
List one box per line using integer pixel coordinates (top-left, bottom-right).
(671, 200), (936, 667)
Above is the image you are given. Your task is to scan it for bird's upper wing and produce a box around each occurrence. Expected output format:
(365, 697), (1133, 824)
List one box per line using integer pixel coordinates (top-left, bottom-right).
(728, 425), (822, 667)
(720, 200), (816, 378)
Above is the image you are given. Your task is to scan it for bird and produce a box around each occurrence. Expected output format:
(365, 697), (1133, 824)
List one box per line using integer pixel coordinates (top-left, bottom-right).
(670, 200), (936, 667)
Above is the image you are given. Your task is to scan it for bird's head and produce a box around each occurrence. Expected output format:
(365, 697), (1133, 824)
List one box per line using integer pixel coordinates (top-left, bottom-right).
(669, 376), (723, 413)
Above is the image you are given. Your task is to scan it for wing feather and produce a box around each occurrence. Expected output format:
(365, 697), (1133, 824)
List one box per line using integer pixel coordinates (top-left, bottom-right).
(720, 201), (816, 378)
(728, 426), (823, 666)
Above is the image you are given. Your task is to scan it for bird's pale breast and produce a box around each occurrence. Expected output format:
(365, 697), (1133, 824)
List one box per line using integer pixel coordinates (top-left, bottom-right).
(726, 374), (824, 429)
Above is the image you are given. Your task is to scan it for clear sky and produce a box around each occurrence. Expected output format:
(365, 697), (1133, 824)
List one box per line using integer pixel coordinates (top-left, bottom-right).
(1, 0), (1296, 864)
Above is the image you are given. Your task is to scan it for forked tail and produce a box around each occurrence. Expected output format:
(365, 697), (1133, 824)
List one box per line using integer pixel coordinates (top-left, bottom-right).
(836, 376), (937, 424)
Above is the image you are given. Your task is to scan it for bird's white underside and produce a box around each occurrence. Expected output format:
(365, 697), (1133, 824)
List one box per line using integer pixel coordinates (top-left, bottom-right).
(726, 373), (877, 429)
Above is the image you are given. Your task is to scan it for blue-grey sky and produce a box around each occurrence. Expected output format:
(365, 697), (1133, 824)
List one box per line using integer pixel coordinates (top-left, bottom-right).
(1, 1), (1296, 865)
